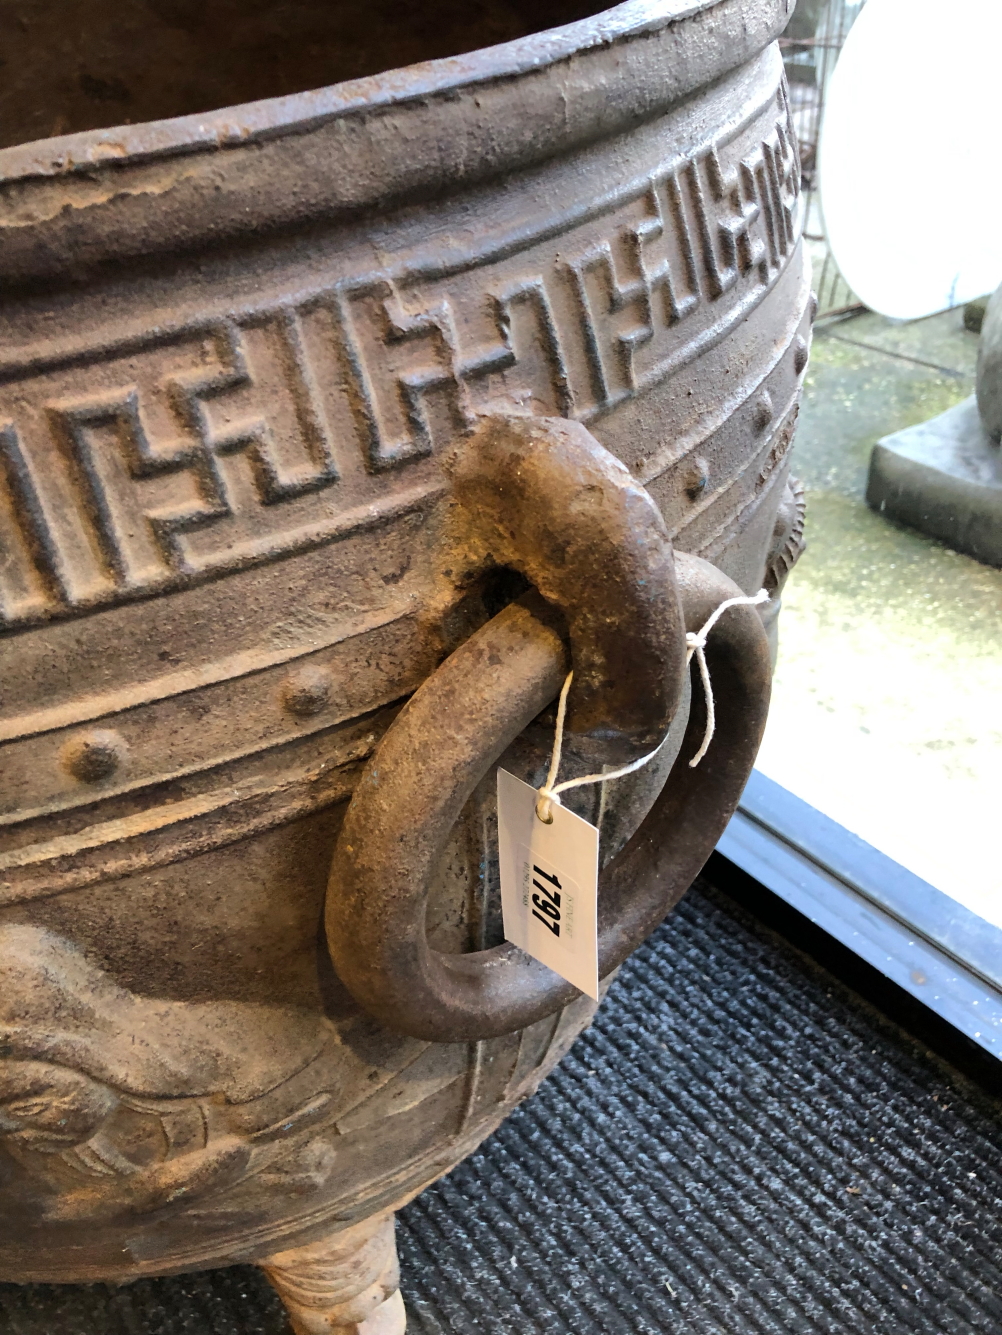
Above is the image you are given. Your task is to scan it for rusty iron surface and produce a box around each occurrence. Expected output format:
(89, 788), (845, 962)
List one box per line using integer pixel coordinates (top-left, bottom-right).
(0, 0), (810, 1321)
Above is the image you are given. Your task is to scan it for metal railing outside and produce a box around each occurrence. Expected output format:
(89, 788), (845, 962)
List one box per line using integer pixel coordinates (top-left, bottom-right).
(781, 0), (868, 320)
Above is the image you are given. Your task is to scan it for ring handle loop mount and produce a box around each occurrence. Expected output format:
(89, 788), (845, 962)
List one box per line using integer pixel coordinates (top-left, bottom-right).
(326, 416), (772, 1042)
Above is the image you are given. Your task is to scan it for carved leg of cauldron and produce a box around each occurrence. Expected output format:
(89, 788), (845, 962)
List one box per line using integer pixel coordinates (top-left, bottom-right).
(259, 1212), (406, 1334)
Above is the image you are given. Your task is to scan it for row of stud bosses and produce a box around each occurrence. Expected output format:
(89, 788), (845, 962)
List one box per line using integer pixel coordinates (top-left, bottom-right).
(0, 102), (799, 626)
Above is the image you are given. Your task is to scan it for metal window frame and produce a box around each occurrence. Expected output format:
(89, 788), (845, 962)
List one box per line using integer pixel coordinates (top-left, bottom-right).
(716, 770), (1002, 1066)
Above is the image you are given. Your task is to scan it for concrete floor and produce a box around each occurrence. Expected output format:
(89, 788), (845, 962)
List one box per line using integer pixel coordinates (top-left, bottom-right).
(756, 300), (1002, 925)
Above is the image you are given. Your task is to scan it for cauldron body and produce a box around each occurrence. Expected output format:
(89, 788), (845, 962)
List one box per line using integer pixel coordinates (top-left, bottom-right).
(0, 1), (809, 1326)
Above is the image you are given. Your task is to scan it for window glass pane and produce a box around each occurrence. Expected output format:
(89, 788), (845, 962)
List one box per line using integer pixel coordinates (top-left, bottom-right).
(763, 0), (1002, 930)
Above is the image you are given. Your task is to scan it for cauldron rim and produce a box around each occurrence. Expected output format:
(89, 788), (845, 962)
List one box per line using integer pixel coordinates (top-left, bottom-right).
(0, 0), (790, 289)
(2, 0), (748, 174)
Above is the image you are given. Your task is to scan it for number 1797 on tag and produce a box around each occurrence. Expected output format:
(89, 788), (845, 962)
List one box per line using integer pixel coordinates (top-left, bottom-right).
(497, 769), (600, 1001)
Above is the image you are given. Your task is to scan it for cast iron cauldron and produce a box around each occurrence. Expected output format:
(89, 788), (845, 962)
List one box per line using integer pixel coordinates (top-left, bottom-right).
(0, 1), (809, 1329)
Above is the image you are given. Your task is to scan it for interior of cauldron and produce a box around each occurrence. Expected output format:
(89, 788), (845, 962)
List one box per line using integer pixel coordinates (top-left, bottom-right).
(0, 0), (609, 151)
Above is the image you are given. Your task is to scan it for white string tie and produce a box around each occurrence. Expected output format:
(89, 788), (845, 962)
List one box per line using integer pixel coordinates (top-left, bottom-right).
(534, 589), (768, 823)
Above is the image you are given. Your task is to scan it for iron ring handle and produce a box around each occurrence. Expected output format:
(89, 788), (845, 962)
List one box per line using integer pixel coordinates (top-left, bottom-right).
(325, 554), (771, 1042)
(325, 418), (772, 1042)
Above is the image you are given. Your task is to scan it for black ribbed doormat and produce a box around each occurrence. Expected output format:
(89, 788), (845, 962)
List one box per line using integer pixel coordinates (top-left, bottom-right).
(2, 880), (1000, 1334)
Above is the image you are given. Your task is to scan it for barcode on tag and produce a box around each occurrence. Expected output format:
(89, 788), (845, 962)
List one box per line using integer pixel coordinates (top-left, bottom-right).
(497, 769), (599, 1000)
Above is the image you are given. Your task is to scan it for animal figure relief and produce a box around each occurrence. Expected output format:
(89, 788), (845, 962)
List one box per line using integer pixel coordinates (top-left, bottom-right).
(0, 925), (422, 1222)
(764, 474), (807, 598)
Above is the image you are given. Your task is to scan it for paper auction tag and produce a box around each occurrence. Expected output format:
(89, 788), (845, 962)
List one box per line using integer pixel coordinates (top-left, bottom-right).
(497, 769), (599, 1001)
